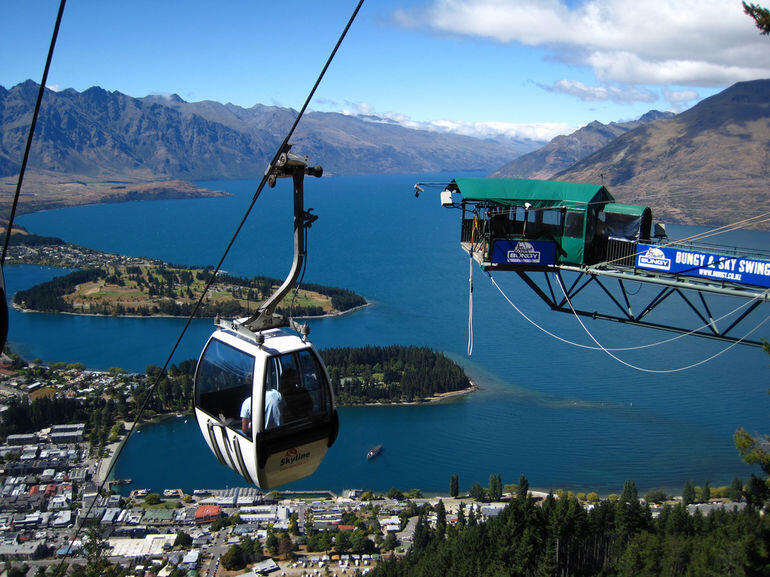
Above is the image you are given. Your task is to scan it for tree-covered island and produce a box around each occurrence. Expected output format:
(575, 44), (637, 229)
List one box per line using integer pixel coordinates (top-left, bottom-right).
(7, 229), (366, 318)
(323, 345), (475, 404)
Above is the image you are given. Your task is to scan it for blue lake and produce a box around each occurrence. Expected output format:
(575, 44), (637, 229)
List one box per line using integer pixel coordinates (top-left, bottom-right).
(8, 174), (769, 495)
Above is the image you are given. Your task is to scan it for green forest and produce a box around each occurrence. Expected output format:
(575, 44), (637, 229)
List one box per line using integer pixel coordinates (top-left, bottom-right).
(0, 358), (196, 457)
(320, 345), (471, 404)
(373, 477), (770, 577)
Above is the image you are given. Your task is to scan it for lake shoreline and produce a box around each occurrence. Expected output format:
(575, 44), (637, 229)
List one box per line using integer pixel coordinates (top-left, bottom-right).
(342, 380), (479, 407)
(11, 300), (371, 321)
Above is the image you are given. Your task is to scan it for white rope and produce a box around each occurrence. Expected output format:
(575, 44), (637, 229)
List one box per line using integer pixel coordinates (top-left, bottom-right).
(487, 272), (766, 351)
(467, 239), (474, 356)
(553, 273), (770, 373)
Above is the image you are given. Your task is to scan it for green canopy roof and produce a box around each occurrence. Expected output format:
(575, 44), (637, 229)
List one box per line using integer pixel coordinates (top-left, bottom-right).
(603, 202), (649, 216)
(452, 178), (614, 209)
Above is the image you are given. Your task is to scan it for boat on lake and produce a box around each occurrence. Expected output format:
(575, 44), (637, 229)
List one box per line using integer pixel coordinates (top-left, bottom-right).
(366, 445), (383, 460)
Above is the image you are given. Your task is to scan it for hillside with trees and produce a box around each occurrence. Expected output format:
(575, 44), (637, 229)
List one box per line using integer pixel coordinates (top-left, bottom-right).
(373, 477), (770, 577)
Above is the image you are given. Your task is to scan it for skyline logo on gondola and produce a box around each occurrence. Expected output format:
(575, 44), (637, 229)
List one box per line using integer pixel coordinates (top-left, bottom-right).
(638, 247), (671, 271)
(507, 241), (541, 264)
(280, 447), (311, 467)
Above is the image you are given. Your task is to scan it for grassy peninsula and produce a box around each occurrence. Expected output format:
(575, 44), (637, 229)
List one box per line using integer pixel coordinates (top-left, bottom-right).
(7, 230), (366, 318)
(13, 264), (366, 318)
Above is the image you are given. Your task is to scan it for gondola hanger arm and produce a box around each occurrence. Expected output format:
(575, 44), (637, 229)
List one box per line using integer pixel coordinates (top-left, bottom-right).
(239, 145), (322, 334)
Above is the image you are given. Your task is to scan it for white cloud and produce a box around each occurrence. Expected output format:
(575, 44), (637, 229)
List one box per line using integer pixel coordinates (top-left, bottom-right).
(662, 88), (699, 111)
(398, 0), (770, 87)
(541, 79), (657, 103)
(663, 89), (699, 104)
(45, 84), (61, 92)
(340, 101), (376, 116)
(333, 103), (573, 141)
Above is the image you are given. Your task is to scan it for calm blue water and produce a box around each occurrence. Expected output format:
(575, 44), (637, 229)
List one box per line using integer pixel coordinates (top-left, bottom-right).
(10, 175), (769, 495)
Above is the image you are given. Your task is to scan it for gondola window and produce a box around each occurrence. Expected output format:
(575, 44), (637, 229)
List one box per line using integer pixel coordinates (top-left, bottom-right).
(297, 349), (331, 414)
(195, 339), (255, 434)
(263, 350), (331, 430)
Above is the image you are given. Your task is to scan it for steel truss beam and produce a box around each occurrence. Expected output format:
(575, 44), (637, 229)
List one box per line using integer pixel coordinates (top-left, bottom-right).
(514, 268), (768, 348)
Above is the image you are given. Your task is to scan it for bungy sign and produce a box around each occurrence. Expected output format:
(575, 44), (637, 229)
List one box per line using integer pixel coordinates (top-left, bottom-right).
(491, 240), (557, 266)
(635, 244), (770, 288)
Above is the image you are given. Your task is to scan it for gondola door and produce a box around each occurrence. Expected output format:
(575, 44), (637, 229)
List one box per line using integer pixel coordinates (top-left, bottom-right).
(194, 331), (259, 485)
(254, 340), (338, 489)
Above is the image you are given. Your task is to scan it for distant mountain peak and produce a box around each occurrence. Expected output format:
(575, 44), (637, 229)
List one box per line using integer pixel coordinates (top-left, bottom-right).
(143, 92), (186, 103)
(490, 109), (671, 180)
(555, 78), (770, 229)
(638, 110), (674, 123)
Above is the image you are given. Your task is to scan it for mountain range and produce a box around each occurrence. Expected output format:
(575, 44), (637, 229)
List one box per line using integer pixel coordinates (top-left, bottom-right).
(490, 110), (675, 180)
(1, 79), (768, 228)
(0, 80), (536, 181)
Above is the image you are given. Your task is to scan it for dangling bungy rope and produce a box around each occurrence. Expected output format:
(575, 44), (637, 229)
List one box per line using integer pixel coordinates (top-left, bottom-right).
(553, 272), (770, 373)
(56, 0), (366, 569)
(467, 215), (479, 355)
(487, 271), (768, 352)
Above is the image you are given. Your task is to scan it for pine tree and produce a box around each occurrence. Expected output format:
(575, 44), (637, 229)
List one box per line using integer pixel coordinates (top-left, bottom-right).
(517, 474), (530, 502)
(449, 474), (459, 498)
(682, 480), (696, 505)
(744, 2), (770, 34)
(729, 476), (743, 501)
(435, 500), (446, 538)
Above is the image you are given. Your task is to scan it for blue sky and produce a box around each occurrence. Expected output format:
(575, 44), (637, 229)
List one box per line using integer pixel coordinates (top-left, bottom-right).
(2, 0), (768, 142)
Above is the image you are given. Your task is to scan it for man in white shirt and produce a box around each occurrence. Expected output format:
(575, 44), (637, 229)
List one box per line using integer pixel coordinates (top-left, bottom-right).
(264, 388), (284, 429)
(240, 396), (253, 435)
(241, 387), (284, 434)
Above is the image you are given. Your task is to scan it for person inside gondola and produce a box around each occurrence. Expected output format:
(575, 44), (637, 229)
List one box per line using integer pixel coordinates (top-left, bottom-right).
(237, 371), (255, 435)
(240, 396), (253, 435)
(240, 384), (285, 434)
(264, 374), (286, 429)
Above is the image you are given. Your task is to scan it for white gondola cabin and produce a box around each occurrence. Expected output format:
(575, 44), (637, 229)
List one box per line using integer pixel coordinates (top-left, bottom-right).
(193, 149), (338, 489)
(195, 321), (338, 489)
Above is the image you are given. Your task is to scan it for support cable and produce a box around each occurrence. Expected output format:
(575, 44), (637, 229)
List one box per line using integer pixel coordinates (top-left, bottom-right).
(468, 253), (474, 356)
(553, 272), (769, 373)
(467, 216), (478, 355)
(1, 0), (67, 266)
(56, 0), (365, 570)
(487, 272), (767, 352)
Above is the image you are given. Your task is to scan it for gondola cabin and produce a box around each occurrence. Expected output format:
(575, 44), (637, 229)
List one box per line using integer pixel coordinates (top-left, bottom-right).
(194, 322), (339, 490)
